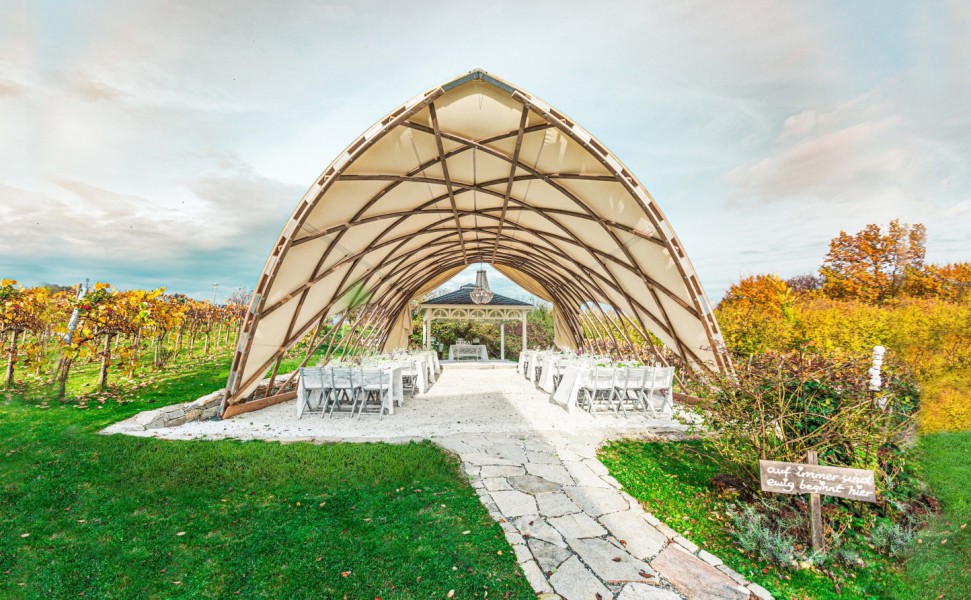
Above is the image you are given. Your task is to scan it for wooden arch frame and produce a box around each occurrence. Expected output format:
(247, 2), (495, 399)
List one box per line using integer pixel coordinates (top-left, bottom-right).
(221, 69), (730, 416)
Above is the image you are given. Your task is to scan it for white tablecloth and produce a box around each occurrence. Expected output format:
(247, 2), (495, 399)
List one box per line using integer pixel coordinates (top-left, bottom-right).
(551, 366), (590, 412)
(448, 344), (488, 360)
(538, 355), (560, 392)
(551, 366), (674, 414)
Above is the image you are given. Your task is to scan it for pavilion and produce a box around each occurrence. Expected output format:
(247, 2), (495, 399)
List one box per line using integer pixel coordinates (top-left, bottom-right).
(220, 69), (730, 418)
(419, 282), (533, 361)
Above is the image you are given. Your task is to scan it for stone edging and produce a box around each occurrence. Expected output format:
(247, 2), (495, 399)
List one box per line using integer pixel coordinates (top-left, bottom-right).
(128, 389), (225, 430)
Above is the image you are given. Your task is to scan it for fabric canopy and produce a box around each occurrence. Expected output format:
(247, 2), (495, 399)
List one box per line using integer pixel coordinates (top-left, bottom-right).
(223, 69), (730, 409)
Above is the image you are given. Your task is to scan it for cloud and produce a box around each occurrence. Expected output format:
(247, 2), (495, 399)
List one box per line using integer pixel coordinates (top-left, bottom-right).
(728, 115), (910, 202)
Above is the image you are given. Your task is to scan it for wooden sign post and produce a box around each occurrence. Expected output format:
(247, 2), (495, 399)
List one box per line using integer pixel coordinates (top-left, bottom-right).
(759, 455), (877, 552)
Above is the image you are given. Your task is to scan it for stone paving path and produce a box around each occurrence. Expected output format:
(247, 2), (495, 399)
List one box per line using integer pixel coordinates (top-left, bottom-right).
(436, 431), (774, 600)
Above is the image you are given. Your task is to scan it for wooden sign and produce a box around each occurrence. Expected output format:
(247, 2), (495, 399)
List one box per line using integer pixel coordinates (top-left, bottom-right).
(759, 459), (877, 503)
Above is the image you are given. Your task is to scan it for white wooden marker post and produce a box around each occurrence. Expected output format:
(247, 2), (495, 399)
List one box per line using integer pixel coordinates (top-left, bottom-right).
(759, 457), (877, 552)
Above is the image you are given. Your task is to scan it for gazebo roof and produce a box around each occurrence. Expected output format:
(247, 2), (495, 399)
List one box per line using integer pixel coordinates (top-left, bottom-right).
(421, 284), (532, 307)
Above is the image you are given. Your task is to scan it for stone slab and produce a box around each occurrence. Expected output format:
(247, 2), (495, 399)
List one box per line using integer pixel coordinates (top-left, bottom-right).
(650, 545), (749, 600)
(482, 477), (512, 491)
(528, 537), (573, 573)
(514, 515), (567, 548)
(564, 485), (630, 516)
(525, 462), (575, 486)
(535, 492), (582, 517)
(548, 512), (608, 538)
(491, 490), (538, 517)
(548, 555), (611, 600)
(617, 583), (683, 600)
(599, 510), (667, 560)
(479, 465), (526, 478)
(508, 474), (562, 494)
(567, 536), (658, 584)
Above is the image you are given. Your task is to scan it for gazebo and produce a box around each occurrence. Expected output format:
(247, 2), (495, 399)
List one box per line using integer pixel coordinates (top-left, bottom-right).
(419, 282), (533, 361)
(220, 69), (731, 418)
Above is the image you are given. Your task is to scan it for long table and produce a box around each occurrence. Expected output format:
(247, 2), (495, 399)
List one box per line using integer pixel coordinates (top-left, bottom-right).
(296, 366), (403, 418)
(448, 344), (488, 360)
(551, 365), (674, 414)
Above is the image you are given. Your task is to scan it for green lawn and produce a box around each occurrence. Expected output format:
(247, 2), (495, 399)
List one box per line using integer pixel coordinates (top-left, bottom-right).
(599, 437), (971, 600)
(892, 432), (971, 598)
(0, 355), (533, 598)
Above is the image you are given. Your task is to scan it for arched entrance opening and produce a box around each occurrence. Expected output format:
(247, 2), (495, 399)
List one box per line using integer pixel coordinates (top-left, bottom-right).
(221, 69), (730, 418)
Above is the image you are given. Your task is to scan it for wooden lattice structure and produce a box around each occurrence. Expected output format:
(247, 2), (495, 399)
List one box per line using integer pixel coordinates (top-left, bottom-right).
(221, 70), (730, 418)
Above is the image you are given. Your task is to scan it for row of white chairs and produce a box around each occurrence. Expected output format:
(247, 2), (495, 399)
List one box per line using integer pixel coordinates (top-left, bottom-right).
(298, 367), (393, 419)
(576, 366), (675, 418)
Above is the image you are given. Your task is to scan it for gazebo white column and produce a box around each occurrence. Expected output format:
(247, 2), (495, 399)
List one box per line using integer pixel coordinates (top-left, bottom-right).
(422, 313), (431, 350)
(500, 322), (505, 360)
(522, 313), (528, 352)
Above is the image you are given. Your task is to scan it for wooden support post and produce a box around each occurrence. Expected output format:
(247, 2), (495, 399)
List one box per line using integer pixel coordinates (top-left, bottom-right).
(807, 450), (825, 552)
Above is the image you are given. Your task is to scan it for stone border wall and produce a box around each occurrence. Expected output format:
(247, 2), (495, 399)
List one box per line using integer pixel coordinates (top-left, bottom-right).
(130, 389), (225, 430)
(126, 372), (298, 431)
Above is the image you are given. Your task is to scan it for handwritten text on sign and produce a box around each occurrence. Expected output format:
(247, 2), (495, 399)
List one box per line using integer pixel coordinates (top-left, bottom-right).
(759, 460), (877, 503)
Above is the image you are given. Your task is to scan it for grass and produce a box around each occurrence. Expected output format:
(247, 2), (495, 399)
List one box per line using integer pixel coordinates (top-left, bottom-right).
(0, 351), (533, 598)
(892, 432), (971, 598)
(599, 438), (970, 600)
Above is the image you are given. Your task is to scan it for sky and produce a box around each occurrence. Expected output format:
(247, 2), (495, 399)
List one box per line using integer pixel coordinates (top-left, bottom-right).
(1, 0), (969, 303)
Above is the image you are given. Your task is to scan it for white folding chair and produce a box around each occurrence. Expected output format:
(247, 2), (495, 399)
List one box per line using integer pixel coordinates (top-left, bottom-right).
(552, 361), (570, 392)
(578, 367), (617, 416)
(401, 361), (418, 397)
(616, 367), (648, 416)
(297, 367), (326, 418)
(359, 369), (392, 418)
(637, 367), (674, 417)
(649, 367), (675, 415)
(325, 368), (361, 417)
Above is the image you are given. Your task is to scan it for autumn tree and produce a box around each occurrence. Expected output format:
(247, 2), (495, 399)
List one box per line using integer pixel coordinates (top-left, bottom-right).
(0, 281), (49, 385)
(820, 220), (929, 304)
(927, 262), (971, 303)
(716, 274), (799, 356)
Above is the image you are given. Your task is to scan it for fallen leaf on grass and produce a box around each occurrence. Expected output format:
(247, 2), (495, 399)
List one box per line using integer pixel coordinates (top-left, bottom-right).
(176, 531), (186, 537)
(340, 571), (351, 577)
(447, 590), (455, 598)
(20, 533), (29, 538)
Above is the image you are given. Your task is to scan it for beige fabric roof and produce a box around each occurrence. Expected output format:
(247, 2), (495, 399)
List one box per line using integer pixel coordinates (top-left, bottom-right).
(224, 70), (730, 408)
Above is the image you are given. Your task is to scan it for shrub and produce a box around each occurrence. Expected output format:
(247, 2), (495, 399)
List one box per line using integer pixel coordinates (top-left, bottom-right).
(694, 351), (918, 484)
(869, 520), (916, 557)
(730, 502), (797, 564)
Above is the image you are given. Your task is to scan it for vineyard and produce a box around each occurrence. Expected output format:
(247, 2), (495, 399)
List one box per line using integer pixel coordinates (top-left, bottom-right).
(0, 281), (248, 401)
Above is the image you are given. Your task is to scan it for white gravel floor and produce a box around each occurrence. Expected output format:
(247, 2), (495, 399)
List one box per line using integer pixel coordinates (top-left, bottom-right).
(103, 364), (691, 443)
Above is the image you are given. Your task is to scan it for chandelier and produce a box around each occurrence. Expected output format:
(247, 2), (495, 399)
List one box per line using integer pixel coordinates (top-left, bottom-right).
(470, 268), (494, 304)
